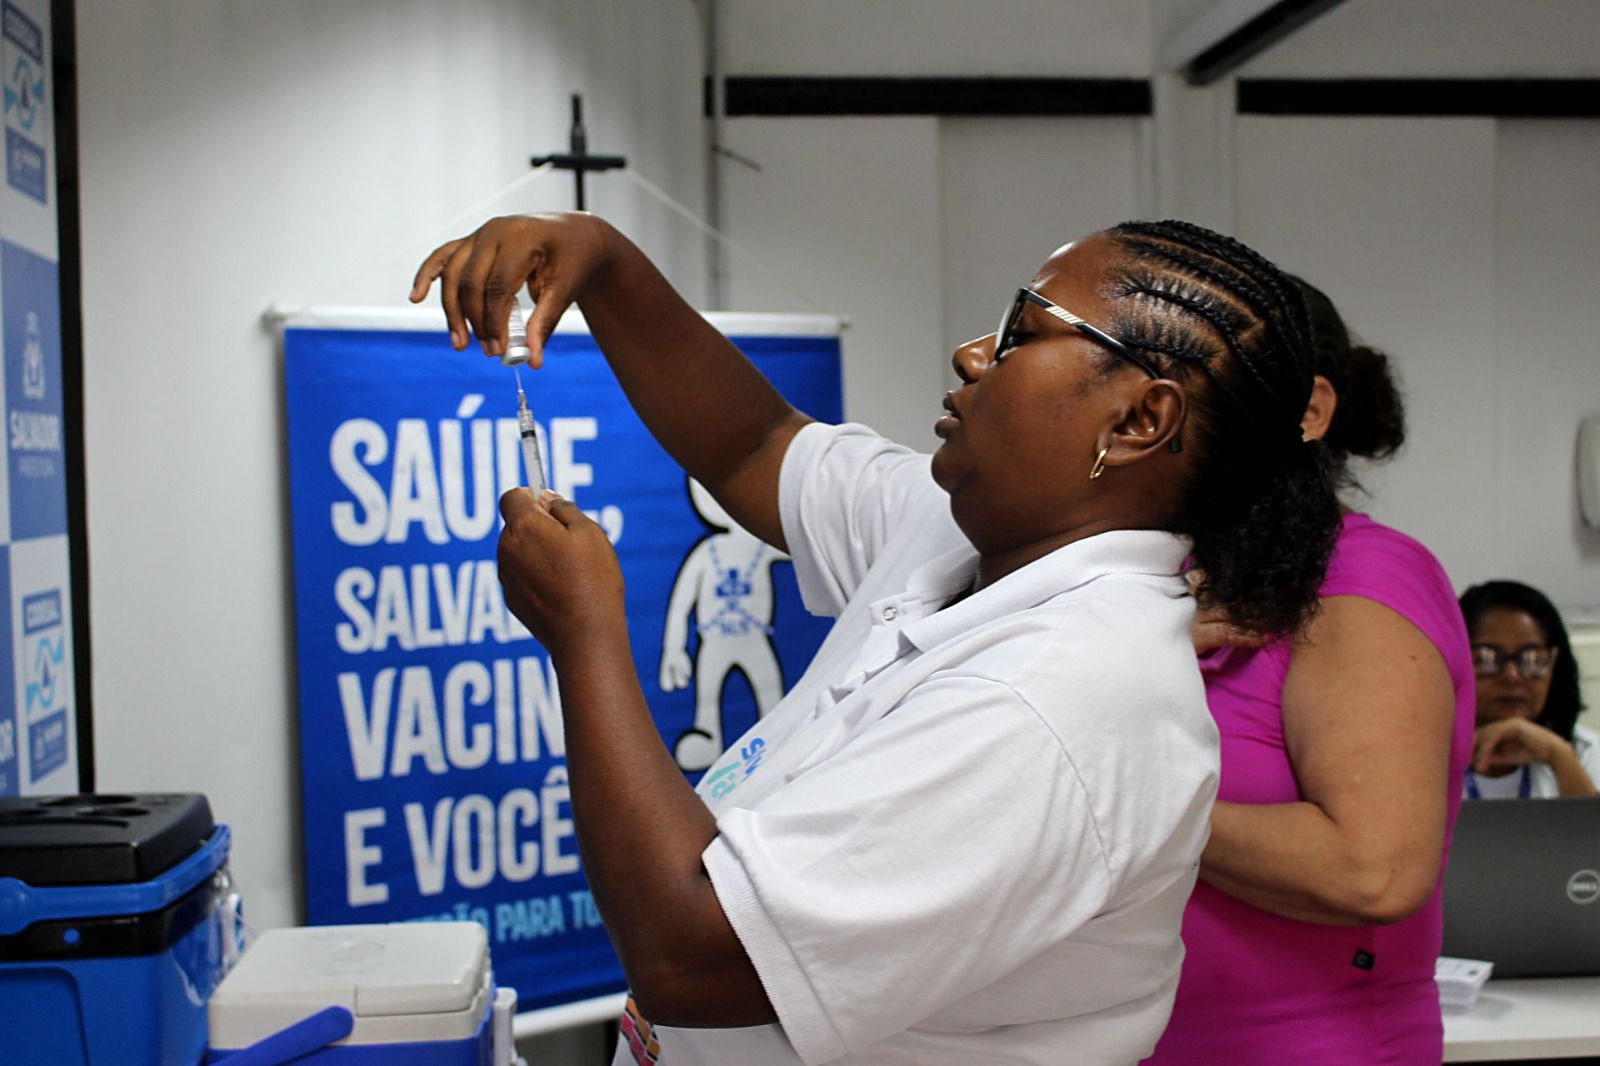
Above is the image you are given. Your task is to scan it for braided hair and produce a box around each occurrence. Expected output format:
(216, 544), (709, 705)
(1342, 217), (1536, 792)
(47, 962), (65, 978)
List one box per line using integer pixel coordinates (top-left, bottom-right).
(1103, 220), (1341, 637)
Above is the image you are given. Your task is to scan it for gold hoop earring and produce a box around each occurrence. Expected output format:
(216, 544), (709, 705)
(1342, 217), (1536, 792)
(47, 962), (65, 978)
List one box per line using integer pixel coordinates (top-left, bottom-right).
(1089, 446), (1109, 480)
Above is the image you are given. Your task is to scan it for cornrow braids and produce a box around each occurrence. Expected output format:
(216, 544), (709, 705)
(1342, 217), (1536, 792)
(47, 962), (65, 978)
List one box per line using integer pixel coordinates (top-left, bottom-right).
(1110, 271), (1260, 417)
(1101, 220), (1341, 638)
(1109, 224), (1313, 434)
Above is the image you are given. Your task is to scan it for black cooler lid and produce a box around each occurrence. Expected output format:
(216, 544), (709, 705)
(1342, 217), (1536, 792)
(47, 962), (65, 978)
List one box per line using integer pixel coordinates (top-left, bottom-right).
(0, 793), (215, 886)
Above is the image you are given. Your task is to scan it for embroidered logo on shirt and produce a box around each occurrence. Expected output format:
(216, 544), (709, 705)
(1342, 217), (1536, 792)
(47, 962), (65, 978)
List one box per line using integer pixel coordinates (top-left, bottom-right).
(703, 737), (767, 800)
(621, 997), (661, 1064)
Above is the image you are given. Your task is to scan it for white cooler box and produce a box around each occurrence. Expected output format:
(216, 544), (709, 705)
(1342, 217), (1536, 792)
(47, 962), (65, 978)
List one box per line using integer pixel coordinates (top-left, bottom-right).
(204, 922), (519, 1065)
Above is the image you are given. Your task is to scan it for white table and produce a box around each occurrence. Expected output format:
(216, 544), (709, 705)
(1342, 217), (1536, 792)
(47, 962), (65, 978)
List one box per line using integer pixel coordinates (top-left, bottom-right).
(1444, 977), (1600, 1061)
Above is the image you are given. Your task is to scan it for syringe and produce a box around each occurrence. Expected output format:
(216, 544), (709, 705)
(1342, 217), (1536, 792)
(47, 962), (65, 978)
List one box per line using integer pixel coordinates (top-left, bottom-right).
(515, 368), (547, 494)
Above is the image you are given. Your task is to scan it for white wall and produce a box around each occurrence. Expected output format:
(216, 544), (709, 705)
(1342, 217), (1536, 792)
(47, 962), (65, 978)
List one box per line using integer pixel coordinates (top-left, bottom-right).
(717, 114), (1151, 450)
(720, 115), (945, 448)
(722, 0), (1153, 76)
(1489, 121), (1600, 602)
(715, 3), (1157, 450)
(75, 0), (707, 941)
(1224, 98), (1600, 617)
(1228, 112), (1600, 612)
(1232, 116), (1505, 574)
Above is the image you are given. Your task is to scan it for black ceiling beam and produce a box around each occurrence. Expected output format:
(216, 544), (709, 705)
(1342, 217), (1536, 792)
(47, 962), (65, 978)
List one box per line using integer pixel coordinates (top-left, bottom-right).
(1182, 0), (1351, 85)
(1239, 78), (1600, 118)
(712, 77), (1152, 118)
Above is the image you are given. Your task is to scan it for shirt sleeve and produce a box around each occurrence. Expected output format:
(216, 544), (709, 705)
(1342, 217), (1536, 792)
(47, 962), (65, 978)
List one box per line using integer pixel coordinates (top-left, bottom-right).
(1320, 519), (1473, 692)
(777, 422), (941, 618)
(701, 676), (1112, 1065)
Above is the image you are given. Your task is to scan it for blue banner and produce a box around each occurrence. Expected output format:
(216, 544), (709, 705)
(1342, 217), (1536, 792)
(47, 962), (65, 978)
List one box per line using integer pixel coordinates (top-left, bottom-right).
(284, 310), (841, 1014)
(3, 240), (65, 540)
(0, 0), (74, 799)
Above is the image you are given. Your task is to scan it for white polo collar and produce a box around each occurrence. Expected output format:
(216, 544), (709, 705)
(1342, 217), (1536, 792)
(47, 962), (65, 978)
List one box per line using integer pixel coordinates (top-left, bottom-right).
(896, 529), (1190, 653)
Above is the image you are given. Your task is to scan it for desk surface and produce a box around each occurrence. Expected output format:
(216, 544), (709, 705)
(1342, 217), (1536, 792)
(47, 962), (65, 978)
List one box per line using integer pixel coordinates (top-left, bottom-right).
(1443, 977), (1600, 1061)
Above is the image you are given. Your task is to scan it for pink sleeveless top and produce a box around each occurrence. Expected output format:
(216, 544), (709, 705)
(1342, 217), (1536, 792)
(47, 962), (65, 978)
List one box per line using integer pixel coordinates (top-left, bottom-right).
(1145, 514), (1475, 1065)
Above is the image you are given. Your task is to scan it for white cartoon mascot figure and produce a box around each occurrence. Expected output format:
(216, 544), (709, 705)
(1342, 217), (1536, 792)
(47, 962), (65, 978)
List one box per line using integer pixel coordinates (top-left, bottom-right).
(660, 478), (786, 772)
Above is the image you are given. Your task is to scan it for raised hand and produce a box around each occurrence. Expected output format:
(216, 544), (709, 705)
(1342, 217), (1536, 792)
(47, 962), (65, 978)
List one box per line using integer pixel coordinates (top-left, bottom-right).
(409, 213), (615, 366)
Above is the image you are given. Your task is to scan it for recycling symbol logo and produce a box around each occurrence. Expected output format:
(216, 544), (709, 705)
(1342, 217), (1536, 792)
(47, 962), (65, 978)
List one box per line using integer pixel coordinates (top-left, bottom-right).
(25, 633), (62, 715)
(4, 52), (42, 133)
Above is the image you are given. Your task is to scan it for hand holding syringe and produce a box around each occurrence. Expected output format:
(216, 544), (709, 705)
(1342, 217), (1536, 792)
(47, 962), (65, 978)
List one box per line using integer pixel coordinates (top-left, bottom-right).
(504, 297), (548, 494)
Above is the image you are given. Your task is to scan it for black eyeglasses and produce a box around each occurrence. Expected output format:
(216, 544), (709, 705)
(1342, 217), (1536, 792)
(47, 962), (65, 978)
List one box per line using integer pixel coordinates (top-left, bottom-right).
(995, 287), (1162, 379)
(1471, 643), (1556, 680)
(995, 287), (1181, 452)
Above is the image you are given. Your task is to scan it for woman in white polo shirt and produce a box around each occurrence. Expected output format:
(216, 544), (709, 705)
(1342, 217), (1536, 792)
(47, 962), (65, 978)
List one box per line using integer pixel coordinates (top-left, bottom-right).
(410, 214), (1343, 1065)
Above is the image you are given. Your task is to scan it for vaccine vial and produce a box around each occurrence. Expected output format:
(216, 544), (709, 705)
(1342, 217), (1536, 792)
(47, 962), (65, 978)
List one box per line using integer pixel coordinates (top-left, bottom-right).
(503, 294), (532, 366)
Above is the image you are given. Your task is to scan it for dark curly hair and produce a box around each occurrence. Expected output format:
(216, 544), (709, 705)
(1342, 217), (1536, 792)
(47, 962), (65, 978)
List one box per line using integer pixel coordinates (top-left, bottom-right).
(1294, 276), (1406, 490)
(1459, 580), (1586, 742)
(1103, 220), (1341, 638)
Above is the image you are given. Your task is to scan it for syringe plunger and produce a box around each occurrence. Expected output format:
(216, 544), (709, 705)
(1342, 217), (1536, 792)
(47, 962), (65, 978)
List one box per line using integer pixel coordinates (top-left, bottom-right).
(518, 390), (547, 494)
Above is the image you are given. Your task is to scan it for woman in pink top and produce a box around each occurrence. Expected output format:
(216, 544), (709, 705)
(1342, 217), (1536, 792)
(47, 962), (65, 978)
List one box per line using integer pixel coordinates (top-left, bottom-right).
(1147, 281), (1476, 1063)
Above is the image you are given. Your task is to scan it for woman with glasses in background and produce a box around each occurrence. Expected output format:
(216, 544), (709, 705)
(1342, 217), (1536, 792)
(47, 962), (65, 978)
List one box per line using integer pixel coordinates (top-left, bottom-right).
(1459, 580), (1596, 799)
(411, 213), (1341, 1066)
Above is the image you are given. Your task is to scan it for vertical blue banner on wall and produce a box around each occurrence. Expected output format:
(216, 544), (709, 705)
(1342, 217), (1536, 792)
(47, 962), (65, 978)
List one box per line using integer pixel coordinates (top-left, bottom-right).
(282, 307), (842, 1014)
(0, 0), (76, 799)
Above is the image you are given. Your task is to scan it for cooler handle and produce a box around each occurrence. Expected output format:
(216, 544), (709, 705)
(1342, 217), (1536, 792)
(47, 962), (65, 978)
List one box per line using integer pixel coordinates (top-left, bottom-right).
(212, 1005), (355, 1065)
(0, 825), (232, 935)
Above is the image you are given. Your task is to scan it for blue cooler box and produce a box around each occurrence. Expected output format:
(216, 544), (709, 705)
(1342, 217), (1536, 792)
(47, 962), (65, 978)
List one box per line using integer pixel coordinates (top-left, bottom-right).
(205, 922), (517, 1065)
(0, 792), (236, 1066)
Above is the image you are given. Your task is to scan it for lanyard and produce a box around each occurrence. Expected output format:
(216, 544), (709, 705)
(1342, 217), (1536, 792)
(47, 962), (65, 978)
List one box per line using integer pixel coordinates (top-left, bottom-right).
(1465, 765), (1531, 800)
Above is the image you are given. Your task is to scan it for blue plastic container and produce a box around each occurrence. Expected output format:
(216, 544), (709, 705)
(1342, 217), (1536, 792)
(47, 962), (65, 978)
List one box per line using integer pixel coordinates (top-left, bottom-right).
(0, 794), (234, 1066)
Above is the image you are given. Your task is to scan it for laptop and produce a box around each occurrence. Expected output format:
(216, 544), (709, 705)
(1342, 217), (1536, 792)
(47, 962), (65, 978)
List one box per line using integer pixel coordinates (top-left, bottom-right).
(1441, 797), (1600, 978)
